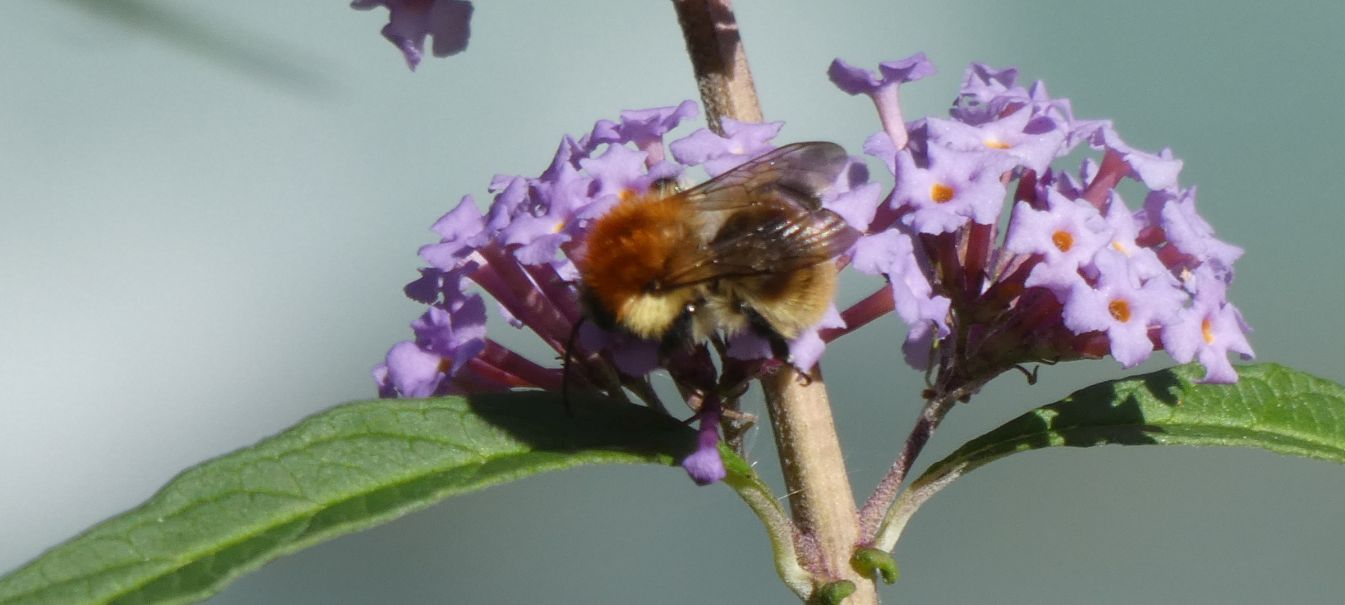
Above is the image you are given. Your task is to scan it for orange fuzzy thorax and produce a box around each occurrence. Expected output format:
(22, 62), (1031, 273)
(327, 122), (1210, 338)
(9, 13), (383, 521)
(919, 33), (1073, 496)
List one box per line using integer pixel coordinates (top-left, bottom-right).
(577, 193), (697, 337)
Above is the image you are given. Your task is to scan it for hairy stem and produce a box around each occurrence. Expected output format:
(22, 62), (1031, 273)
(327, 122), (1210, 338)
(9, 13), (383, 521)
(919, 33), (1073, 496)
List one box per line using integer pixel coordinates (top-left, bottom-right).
(856, 391), (958, 542)
(671, 0), (763, 134)
(763, 369), (874, 603)
(871, 461), (965, 552)
(673, 2), (873, 602)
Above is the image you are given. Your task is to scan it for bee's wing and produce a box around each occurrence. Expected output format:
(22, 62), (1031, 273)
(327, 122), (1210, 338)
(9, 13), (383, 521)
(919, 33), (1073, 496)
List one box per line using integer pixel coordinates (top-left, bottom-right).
(661, 207), (858, 287)
(679, 142), (850, 212)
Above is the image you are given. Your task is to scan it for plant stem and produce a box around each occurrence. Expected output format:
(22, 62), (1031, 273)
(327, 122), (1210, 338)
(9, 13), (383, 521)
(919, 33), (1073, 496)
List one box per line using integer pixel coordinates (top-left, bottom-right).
(672, 2), (873, 602)
(671, 0), (763, 134)
(763, 369), (874, 603)
(871, 457), (967, 552)
(856, 391), (958, 542)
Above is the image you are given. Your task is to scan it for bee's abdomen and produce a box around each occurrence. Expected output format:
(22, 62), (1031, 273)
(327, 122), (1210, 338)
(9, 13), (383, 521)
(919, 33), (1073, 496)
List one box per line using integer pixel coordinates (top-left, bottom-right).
(727, 262), (837, 340)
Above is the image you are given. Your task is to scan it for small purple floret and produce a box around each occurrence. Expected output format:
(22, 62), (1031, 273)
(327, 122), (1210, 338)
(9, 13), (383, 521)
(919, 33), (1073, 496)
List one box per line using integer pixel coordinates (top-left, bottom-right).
(668, 119), (784, 176)
(827, 54), (934, 95)
(353, 0), (474, 70)
(376, 341), (446, 398)
(829, 54), (934, 148)
(682, 397), (727, 485)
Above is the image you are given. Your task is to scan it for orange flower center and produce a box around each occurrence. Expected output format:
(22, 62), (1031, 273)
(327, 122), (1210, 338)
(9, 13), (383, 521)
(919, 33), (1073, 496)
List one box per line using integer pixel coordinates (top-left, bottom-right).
(984, 139), (1011, 150)
(1052, 230), (1074, 252)
(1202, 318), (1215, 344)
(930, 183), (955, 203)
(1108, 299), (1131, 323)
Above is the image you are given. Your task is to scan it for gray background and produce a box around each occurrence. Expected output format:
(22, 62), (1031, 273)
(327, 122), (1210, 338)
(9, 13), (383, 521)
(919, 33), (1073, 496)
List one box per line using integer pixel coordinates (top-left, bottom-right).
(3, 1), (1344, 603)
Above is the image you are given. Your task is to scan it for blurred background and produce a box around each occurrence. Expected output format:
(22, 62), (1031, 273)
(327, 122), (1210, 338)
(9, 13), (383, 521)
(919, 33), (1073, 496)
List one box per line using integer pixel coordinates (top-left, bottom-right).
(3, 1), (1343, 603)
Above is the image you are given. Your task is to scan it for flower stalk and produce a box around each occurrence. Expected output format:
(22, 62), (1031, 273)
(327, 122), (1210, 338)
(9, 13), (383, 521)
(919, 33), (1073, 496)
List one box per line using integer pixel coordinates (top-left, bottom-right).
(763, 368), (873, 602)
(674, 2), (875, 602)
(857, 384), (964, 542)
(671, 0), (764, 133)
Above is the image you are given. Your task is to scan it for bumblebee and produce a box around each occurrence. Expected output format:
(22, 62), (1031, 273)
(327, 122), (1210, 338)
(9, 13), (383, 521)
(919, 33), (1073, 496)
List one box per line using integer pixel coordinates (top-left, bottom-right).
(576, 142), (856, 361)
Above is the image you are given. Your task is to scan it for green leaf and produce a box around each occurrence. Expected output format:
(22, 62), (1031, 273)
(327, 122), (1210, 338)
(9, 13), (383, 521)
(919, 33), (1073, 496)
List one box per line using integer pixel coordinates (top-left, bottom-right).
(0, 392), (696, 605)
(874, 363), (1345, 550)
(926, 363), (1345, 477)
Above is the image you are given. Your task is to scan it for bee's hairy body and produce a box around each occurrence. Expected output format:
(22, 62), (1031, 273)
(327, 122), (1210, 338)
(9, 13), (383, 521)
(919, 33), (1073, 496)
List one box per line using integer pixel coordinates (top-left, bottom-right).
(575, 142), (855, 361)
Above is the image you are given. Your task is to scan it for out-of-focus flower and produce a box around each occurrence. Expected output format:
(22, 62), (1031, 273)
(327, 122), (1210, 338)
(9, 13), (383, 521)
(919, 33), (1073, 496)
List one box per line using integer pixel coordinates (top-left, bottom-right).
(829, 55), (1253, 389)
(376, 102), (876, 484)
(352, 0), (473, 70)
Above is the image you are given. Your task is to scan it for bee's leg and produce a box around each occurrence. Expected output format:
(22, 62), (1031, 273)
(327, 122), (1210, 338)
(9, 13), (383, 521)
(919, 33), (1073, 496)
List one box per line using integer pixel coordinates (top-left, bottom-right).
(657, 305), (697, 365)
(561, 318), (586, 416)
(579, 286), (618, 332)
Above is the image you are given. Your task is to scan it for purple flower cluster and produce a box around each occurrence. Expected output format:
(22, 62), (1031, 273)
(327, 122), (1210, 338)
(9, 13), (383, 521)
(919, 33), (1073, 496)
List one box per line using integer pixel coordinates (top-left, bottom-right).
(352, 0), (473, 70)
(830, 54), (1252, 385)
(374, 101), (877, 483)
(376, 53), (1253, 484)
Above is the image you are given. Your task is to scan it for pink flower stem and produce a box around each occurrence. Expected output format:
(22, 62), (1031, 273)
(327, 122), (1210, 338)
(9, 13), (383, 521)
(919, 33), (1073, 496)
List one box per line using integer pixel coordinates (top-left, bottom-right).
(823, 285), (895, 343)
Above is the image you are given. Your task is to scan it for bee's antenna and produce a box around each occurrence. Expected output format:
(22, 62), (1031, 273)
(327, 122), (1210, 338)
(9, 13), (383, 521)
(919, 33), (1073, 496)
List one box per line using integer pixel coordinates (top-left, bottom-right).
(562, 317), (586, 415)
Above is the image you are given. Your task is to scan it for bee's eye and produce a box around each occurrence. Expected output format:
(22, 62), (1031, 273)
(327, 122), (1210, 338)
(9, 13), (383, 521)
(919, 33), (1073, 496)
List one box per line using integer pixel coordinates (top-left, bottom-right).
(643, 279), (661, 293)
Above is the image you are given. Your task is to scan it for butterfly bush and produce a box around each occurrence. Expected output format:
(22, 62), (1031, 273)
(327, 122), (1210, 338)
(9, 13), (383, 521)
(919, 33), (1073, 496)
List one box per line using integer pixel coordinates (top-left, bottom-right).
(830, 53), (1252, 389)
(376, 53), (1252, 485)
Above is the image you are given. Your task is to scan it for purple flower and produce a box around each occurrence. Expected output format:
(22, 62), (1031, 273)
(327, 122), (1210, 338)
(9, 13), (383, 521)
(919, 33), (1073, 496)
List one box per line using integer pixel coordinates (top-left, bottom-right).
(829, 53), (935, 148)
(682, 395), (727, 485)
(828, 55), (936, 96)
(668, 119), (784, 176)
(353, 0), (473, 70)
(822, 211), (940, 370)
(950, 63), (1025, 125)
(891, 142), (1015, 234)
(848, 230), (951, 363)
(600, 101), (701, 160)
(824, 178), (884, 233)
(786, 306), (846, 371)
(376, 341), (446, 398)
(1145, 187), (1244, 279)
(419, 196), (486, 271)
(1060, 250), (1183, 368)
(1005, 190), (1112, 292)
(1078, 123), (1184, 191)
(411, 295), (488, 374)
(1161, 266), (1254, 383)
(925, 105), (1068, 175)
